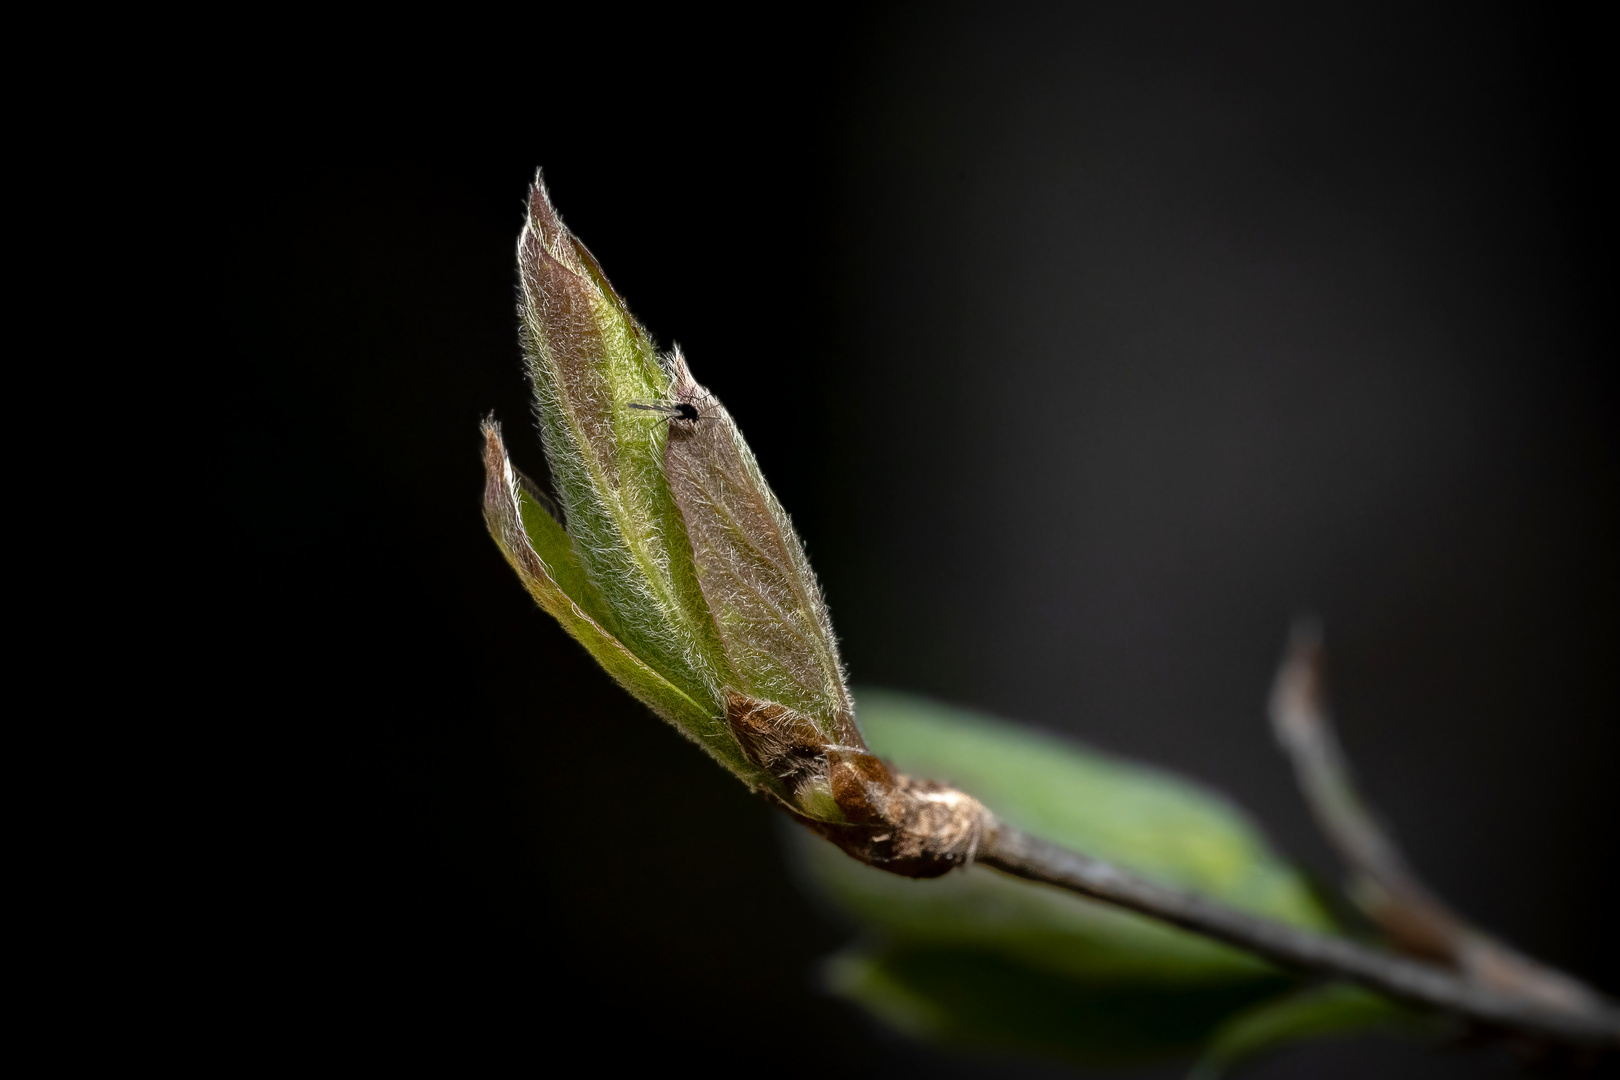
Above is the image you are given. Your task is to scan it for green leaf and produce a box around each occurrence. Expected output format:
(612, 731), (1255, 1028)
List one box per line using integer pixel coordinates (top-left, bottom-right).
(791, 689), (1336, 986)
(1189, 983), (1423, 1078)
(824, 945), (1286, 1066)
(481, 421), (733, 770)
(517, 179), (730, 716)
(661, 349), (855, 743)
(514, 486), (617, 639)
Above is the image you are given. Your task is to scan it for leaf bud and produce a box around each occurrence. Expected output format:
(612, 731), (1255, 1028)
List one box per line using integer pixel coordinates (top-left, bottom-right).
(483, 174), (985, 875)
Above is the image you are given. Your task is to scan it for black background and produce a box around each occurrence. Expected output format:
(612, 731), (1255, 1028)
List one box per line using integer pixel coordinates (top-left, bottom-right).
(225, 4), (1615, 1076)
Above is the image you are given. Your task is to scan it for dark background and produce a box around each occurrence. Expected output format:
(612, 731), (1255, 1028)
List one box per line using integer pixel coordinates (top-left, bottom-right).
(225, 3), (1615, 1075)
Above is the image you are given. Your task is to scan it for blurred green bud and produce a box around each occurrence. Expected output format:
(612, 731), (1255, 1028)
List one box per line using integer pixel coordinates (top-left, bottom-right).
(483, 176), (984, 872)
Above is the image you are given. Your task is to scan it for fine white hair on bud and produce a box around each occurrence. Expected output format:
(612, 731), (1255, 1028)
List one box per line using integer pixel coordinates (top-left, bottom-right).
(660, 347), (856, 746)
(485, 171), (988, 874)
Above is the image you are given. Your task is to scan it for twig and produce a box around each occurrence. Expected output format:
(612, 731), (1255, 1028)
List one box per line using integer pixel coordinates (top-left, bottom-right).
(976, 823), (1620, 1047)
(1270, 619), (1605, 1014)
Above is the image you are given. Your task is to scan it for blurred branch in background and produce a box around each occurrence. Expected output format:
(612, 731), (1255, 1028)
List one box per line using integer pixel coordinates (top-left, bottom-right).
(1270, 620), (1606, 1017)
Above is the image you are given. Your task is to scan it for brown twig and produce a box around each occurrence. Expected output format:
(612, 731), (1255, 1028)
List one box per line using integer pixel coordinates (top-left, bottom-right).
(1269, 618), (1607, 1014)
(976, 822), (1620, 1047)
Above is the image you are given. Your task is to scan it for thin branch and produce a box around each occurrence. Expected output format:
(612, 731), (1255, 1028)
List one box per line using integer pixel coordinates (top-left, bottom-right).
(976, 823), (1620, 1047)
(1270, 618), (1605, 1014)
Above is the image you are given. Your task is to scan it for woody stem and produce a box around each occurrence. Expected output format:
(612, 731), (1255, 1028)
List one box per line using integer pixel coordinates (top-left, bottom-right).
(976, 821), (1620, 1048)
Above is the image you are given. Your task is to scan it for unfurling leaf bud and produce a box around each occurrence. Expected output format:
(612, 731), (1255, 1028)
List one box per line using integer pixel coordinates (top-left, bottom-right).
(483, 174), (985, 876)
